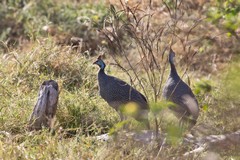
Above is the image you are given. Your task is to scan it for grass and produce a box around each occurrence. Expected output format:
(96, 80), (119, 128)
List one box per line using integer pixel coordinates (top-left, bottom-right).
(0, 0), (240, 159)
(0, 40), (118, 159)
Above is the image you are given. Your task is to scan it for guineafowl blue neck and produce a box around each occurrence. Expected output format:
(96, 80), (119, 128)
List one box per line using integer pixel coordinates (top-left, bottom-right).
(99, 60), (106, 71)
(98, 60), (106, 77)
(98, 67), (107, 86)
(169, 60), (180, 78)
(99, 68), (105, 74)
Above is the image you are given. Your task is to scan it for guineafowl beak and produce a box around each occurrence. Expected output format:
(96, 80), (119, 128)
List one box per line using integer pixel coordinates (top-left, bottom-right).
(93, 60), (98, 65)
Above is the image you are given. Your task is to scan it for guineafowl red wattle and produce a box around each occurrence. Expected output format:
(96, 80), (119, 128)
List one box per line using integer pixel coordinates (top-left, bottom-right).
(162, 48), (199, 128)
(93, 55), (150, 129)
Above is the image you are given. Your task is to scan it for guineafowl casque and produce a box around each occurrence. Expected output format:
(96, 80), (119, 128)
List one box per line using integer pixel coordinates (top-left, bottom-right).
(93, 55), (150, 129)
(162, 48), (199, 128)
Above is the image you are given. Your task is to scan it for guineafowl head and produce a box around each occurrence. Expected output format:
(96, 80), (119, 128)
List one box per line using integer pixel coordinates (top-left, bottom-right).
(169, 48), (176, 64)
(93, 55), (106, 70)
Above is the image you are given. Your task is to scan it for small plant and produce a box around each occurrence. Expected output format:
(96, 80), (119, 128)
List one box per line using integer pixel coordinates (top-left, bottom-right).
(207, 0), (240, 40)
(99, 1), (203, 140)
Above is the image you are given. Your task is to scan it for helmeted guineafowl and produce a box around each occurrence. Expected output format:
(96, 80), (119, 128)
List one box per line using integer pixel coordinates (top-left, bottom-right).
(93, 55), (150, 129)
(162, 48), (199, 128)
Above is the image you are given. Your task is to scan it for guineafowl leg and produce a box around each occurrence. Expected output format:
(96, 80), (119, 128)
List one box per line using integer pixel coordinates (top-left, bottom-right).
(119, 112), (124, 121)
(179, 119), (184, 130)
(118, 111), (129, 130)
(135, 110), (150, 130)
(118, 108), (126, 121)
(178, 111), (197, 131)
(183, 117), (197, 130)
(141, 118), (150, 130)
(178, 110), (188, 128)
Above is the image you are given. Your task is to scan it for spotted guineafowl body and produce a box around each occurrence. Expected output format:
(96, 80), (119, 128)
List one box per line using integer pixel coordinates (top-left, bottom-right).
(94, 56), (150, 129)
(162, 49), (199, 127)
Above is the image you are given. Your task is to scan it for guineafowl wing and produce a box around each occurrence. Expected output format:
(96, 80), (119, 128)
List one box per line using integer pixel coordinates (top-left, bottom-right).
(138, 92), (147, 103)
(163, 78), (199, 120)
(107, 76), (148, 109)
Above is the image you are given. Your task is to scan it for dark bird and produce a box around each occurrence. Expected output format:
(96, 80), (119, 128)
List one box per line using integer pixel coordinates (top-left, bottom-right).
(162, 49), (199, 128)
(93, 55), (150, 129)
